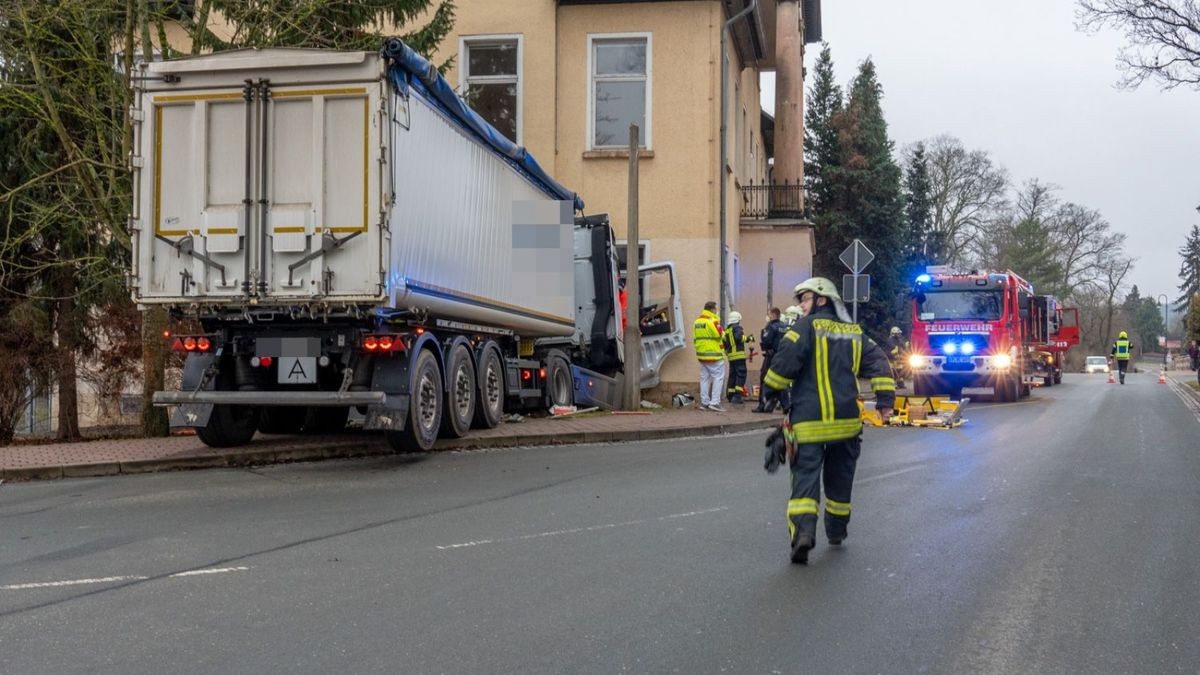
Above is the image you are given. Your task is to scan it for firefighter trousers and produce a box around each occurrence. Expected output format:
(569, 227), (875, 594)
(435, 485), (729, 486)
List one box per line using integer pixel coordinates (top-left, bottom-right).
(787, 437), (861, 542)
(726, 359), (747, 401)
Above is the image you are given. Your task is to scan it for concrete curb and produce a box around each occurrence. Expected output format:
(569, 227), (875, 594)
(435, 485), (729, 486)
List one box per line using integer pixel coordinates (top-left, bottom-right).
(1, 418), (777, 482)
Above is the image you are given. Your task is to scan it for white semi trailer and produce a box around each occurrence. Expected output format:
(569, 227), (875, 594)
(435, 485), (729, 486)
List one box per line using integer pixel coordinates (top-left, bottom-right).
(134, 39), (684, 451)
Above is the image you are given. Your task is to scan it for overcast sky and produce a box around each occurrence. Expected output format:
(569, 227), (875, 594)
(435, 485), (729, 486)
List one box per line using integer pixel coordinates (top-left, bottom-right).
(761, 0), (1200, 308)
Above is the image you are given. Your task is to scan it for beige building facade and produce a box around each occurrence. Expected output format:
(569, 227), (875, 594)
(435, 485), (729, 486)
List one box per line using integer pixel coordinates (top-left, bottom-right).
(441, 0), (817, 396)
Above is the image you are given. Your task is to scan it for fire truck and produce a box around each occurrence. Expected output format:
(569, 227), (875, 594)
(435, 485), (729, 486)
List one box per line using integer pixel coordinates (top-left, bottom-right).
(907, 268), (1066, 402)
(1032, 302), (1081, 386)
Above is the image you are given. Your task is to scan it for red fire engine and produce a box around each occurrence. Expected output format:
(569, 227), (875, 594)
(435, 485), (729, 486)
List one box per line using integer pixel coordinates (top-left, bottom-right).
(907, 268), (1070, 402)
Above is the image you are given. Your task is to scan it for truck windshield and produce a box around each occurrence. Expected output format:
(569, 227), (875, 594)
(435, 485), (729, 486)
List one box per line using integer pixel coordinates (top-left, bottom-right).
(917, 291), (1002, 321)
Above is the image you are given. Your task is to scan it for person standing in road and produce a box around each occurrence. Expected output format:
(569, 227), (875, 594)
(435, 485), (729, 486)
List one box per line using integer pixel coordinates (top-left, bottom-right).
(723, 311), (750, 404)
(886, 326), (909, 389)
(1111, 330), (1134, 385)
(763, 277), (895, 564)
(753, 308), (786, 413)
(693, 300), (726, 411)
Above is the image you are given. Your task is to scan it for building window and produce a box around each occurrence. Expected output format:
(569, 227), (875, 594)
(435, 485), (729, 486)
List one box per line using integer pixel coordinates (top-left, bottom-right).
(460, 36), (522, 143)
(589, 34), (651, 149)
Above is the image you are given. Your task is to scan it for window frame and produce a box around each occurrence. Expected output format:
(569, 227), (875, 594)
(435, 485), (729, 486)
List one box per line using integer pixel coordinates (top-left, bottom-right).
(586, 32), (653, 151)
(458, 34), (524, 144)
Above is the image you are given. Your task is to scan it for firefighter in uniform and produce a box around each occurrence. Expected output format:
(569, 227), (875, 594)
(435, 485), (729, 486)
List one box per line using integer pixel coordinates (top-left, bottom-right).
(887, 326), (909, 388)
(754, 308), (786, 413)
(723, 311), (750, 404)
(1111, 330), (1134, 385)
(764, 277), (895, 564)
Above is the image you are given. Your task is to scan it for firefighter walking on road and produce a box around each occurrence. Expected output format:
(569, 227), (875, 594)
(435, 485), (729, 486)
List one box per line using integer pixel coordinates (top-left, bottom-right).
(763, 277), (895, 564)
(1111, 330), (1134, 385)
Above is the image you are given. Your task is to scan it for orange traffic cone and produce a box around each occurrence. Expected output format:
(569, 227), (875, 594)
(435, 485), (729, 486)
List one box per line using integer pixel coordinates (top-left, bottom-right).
(1106, 370), (1115, 384)
(1158, 370), (1167, 384)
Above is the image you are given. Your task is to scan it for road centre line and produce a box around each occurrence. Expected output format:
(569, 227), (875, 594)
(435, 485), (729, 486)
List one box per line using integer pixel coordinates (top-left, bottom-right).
(436, 506), (729, 550)
(1, 566), (250, 591)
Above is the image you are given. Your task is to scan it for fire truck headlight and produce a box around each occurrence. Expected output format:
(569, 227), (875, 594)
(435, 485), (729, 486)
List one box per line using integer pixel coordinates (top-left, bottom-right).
(908, 354), (926, 368)
(993, 354), (1013, 369)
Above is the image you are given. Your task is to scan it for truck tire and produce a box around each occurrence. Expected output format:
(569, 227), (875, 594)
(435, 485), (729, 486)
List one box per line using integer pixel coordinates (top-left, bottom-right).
(258, 406), (307, 434)
(440, 342), (476, 438)
(386, 348), (443, 452)
(197, 404), (259, 448)
(472, 344), (504, 429)
(1053, 372), (1062, 385)
(306, 406), (350, 434)
(994, 375), (1017, 403)
(546, 354), (574, 408)
(911, 376), (929, 397)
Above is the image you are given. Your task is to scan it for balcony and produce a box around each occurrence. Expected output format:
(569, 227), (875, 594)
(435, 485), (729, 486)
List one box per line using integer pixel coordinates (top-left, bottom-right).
(740, 180), (804, 220)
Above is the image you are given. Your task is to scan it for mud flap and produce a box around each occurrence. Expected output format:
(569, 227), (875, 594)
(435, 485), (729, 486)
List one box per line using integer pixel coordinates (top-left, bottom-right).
(169, 403), (214, 428)
(364, 394), (410, 432)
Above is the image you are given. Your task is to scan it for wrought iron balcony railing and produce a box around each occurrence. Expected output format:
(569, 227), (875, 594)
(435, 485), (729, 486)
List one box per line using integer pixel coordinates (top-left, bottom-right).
(740, 180), (804, 219)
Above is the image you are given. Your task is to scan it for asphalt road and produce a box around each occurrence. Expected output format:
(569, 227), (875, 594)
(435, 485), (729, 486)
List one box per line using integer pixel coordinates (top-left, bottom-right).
(2, 371), (1199, 674)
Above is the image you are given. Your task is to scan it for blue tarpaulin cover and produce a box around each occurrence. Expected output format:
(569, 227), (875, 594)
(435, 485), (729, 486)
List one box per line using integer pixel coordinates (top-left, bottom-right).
(381, 38), (585, 212)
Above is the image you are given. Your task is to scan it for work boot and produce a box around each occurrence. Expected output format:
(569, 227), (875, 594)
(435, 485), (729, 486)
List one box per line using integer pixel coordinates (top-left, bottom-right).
(751, 405), (769, 413)
(731, 394), (744, 405)
(827, 533), (845, 546)
(790, 533), (814, 565)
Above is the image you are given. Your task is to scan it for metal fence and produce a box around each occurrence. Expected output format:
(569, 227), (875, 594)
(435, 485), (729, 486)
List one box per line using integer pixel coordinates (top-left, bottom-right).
(740, 180), (804, 219)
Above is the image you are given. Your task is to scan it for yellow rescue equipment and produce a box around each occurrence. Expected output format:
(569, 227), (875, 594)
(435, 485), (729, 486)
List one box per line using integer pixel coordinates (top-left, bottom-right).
(860, 395), (969, 430)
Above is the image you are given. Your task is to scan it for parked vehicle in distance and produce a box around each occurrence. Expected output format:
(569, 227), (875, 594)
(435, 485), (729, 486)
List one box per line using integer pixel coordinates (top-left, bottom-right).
(1084, 356), (1110, 374)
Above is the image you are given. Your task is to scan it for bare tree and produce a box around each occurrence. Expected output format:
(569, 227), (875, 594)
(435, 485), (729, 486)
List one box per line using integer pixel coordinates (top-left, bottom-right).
(1100, 254), (1135, 346)
(1077, 0), (1200, 90)
(1052, 202), (1127, 300)
(921, 135), (1010, 266)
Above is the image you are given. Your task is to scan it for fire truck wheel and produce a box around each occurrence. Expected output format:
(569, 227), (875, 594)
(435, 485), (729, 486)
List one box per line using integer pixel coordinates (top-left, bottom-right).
(258, 406), (307, 434)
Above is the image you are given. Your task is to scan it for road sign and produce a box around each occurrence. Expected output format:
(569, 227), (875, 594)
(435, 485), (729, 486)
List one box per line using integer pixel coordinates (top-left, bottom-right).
(839, 239), (875, 274)
(843, 274), (870, 303)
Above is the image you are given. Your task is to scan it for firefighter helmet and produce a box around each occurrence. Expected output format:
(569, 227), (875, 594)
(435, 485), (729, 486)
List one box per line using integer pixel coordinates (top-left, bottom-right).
(793, 277), (840, 301)
(1119, 330), (1128, 339)
(783, 305), (803, 322)
(727, 311), (742, 324)
(890, 326), (902, 336)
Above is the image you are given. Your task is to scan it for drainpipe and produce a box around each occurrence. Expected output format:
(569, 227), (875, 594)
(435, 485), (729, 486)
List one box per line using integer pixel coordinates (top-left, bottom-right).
(720, 0), (756, 323)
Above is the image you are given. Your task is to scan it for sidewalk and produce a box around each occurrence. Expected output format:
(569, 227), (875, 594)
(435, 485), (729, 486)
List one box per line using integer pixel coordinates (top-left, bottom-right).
(0, 406), (778, 481)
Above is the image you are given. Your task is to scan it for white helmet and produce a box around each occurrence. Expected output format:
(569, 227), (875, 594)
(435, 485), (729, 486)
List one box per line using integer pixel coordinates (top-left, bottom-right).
(783, 305), (803, 322)
(726, 311), (742, 324)
(792, 276), (853, 323)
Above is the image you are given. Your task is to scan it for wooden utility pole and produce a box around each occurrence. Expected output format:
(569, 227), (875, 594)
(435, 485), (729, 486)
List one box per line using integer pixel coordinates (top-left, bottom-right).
(623, 124), (642, 410)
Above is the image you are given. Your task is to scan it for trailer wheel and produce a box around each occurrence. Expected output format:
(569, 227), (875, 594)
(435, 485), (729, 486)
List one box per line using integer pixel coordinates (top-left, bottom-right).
(546, 355), (574, 408)
(258, 406), (307, 434)
(306, 406), (350, 434)
(472, 345), (504, 429)
(386, 348), (443, 452)
(439, 343), (476, 438)
(197, 404), (259, 448)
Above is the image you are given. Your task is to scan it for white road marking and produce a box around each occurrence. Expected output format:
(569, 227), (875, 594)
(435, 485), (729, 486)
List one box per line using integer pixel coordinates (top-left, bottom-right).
(436, 506), (729, 550)
(1167, 378), (1200, 423)
(1, 566), (250, 591)
(856, 465), (924, 485)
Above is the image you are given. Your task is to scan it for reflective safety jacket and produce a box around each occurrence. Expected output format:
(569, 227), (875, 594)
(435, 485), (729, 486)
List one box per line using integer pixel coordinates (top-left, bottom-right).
(764, 305), (896, 444)
(887, 335), (909, 361)
(1111, 338), (1132, 361)
(693, 310), (725, 362)
(723, 323), (747, 361)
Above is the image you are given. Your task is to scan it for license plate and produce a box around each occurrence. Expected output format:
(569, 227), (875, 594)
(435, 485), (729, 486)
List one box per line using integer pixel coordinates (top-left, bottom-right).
(277, 356), (317, 384)
(947, 356), (971, 364)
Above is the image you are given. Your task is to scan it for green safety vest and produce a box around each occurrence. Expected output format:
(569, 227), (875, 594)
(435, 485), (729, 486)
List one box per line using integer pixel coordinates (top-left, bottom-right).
(693, 310), (724, 362)
(1114, 338), (1131, 360)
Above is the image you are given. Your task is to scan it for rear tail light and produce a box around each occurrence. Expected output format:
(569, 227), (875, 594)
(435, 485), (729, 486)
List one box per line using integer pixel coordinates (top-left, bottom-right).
(170, 335), (217, 353)
(250, 356), (274, 368)
(361, 334), (404, 353)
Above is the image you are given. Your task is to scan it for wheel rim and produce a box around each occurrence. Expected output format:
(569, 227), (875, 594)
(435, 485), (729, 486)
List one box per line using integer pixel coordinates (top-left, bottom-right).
(418, 370), (438, 431)
(552, 365), (571, 404)
(454, 364), (472, 419)
(484, 360), (502, 414)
